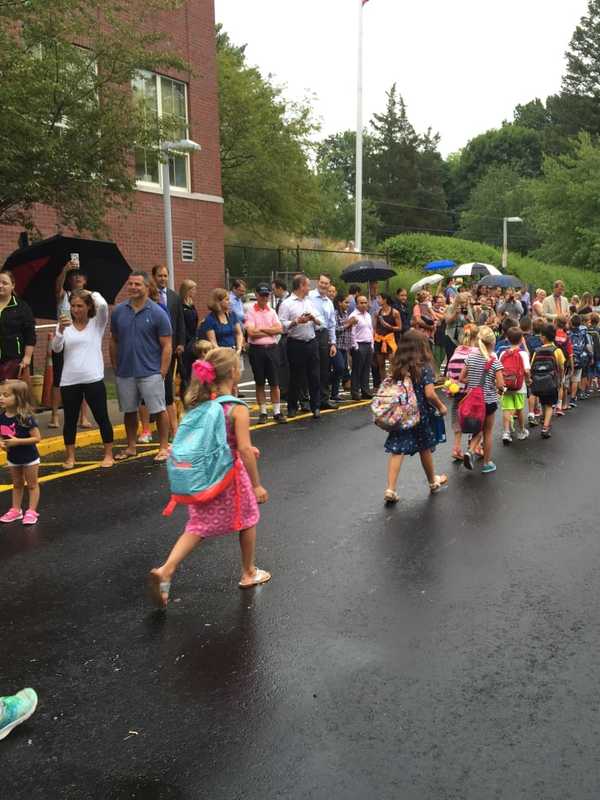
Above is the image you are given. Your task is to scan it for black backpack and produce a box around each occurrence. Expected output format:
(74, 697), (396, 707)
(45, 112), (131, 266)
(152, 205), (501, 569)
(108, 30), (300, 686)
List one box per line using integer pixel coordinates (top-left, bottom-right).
(531, 346), (559, 396)
(588, 327), (600, 362)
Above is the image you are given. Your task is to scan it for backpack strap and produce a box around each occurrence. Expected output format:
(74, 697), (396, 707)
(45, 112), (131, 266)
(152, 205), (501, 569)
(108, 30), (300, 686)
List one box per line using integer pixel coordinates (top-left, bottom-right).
(215, 394), (248, 408)
(478, 356), (494, 387)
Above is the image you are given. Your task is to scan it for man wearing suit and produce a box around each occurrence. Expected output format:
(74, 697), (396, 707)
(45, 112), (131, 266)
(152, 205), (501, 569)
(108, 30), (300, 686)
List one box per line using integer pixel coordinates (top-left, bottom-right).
(541, 280), (570, 321)
(152, 265), (186, 435)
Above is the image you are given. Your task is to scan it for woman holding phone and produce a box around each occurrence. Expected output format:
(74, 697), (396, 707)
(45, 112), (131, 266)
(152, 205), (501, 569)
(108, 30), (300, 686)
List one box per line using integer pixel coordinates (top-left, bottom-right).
(51, 289), (113, 469)
(0, 271), (36, 381)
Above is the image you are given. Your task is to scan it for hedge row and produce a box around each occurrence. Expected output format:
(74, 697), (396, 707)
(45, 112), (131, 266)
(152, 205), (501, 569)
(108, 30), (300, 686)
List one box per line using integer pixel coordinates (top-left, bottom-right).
(381, 234), (600, 297)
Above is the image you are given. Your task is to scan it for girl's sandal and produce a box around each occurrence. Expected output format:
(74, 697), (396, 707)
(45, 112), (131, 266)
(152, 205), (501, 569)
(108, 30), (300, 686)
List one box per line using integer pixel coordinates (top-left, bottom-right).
(148, 570), (171, 609)
(429, 474), (448, 494)
(384, 489), (400, 505)
(451, 449), (464, 462)
(239, 568), (271, 589)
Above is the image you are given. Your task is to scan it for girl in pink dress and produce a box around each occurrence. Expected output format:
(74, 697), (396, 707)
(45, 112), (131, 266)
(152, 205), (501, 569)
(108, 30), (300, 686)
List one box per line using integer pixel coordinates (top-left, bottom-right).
(149, 347), (270, 608)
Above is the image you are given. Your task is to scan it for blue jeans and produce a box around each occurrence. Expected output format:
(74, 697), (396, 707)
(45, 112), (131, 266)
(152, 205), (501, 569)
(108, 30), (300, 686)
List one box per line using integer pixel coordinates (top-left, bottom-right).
(330, 349), (348, 398)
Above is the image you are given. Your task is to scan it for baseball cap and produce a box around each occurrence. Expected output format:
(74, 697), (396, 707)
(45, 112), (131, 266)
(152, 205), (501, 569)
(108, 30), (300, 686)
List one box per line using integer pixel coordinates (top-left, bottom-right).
(255, 283), (270, 296)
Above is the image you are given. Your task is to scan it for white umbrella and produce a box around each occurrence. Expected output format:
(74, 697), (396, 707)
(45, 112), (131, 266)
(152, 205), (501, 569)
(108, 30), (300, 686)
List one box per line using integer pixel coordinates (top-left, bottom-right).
(453, 262), (502, 278)
(410, 274), (445, 293)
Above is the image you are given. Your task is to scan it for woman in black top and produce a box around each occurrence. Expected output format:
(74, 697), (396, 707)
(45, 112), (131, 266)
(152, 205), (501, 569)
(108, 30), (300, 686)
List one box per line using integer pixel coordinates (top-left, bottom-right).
(0, 271), (36, 381)
(179, 279), (198, 345)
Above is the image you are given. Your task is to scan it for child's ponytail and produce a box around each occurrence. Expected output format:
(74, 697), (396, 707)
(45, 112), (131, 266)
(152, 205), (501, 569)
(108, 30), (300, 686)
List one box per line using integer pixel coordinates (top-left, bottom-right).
(477, 325), (496, 359)
(184, 347), (239, 409)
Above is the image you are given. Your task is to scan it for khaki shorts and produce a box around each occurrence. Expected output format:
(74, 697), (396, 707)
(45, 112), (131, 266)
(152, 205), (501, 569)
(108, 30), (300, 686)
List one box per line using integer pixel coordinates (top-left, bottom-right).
(116, 374), (166, 414)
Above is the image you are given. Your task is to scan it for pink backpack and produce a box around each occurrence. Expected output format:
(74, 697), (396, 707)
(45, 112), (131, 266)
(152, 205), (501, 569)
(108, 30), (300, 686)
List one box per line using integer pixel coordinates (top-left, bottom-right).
(458, 357), (493, 434)
(371, 376), (420, 432)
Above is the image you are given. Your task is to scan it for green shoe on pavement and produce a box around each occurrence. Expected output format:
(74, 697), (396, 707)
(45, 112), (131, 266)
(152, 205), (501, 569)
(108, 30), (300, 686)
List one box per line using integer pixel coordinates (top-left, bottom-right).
(0, 688), (38, 740)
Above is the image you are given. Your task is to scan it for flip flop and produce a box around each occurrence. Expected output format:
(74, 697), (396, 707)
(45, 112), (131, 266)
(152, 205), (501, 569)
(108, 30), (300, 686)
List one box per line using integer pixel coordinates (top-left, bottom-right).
(148, 570), (170, 609)
(153, 452), (169, 463)
(114, 451), (136, 462)
(239, 568), (271, 589)
(429, 474), (448, 494)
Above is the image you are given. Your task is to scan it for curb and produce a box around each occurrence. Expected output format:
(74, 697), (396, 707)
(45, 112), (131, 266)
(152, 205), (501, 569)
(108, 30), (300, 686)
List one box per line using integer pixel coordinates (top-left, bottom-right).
(0, 424), (127, 466)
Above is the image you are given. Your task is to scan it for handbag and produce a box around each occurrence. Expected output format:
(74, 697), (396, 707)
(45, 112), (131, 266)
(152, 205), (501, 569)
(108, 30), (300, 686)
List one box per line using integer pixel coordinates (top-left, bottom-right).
(458, 357), (493, 434)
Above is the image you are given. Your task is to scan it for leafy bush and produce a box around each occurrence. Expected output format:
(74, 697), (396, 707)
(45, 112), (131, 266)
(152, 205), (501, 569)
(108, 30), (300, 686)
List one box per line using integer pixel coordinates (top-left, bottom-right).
(382, 233), (600, 295)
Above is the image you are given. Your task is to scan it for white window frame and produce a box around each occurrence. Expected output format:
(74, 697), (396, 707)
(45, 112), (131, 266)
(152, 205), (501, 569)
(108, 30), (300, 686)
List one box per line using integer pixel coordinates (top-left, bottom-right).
(133, 70), (191, 193)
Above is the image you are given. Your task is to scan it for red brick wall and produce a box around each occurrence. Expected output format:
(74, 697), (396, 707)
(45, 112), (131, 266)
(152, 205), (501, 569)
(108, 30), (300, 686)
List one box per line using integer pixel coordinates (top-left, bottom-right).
(0, 0), (224, 374)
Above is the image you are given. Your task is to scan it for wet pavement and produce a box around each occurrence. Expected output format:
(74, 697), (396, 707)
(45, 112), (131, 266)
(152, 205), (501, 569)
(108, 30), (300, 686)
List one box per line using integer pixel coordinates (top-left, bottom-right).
(2, 400), (600, 799)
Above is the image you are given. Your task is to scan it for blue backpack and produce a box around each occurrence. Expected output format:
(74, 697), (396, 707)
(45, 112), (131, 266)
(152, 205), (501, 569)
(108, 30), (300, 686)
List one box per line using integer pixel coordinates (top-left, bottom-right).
(570, 328), (591, 369)
(162, 395), (246, 517)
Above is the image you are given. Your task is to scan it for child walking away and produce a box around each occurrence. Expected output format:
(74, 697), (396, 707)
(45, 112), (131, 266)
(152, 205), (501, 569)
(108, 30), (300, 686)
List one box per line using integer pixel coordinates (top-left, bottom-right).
(149, 348), (270, 609)
(380, 330), (448, 505)
(554, 317), (573, 413)
(524, 318), (544, 425)
(500, 327), (530, 445)
(0, 381), (41, 525)
(460, 326), (504, 474)
(587, 313), (600, 392)
(568, 314), (592, 405)
(445, 323), (479, 461)
(530, 324), (564, 439)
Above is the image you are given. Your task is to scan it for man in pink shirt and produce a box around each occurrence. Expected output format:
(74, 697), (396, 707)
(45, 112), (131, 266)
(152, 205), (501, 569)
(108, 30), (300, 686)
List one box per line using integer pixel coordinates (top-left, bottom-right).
(349, 295), (374, 400)
(245, 284), (287, 424)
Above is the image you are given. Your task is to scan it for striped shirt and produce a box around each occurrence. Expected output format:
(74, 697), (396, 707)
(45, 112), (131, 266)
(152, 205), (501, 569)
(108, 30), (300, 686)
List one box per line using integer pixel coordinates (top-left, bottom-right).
(335, 310), (353, 351)
(465, 352), (503, 404)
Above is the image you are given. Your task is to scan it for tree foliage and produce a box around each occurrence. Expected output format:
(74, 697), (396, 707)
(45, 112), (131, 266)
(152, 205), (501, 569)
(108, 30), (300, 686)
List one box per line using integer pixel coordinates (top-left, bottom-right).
(0, 0), (187, 234)
(527, 133), (600, 270)
(217, 27), (319, 234)
(457, 165), (539, 253)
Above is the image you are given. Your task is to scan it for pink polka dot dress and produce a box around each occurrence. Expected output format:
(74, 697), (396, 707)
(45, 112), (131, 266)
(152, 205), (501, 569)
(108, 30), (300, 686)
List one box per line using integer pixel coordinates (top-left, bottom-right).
(184, 403), (260, 538)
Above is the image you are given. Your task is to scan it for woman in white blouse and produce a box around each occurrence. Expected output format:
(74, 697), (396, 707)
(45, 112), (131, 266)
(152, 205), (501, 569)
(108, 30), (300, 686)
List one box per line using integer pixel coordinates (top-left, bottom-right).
(52, 290), (114, 469)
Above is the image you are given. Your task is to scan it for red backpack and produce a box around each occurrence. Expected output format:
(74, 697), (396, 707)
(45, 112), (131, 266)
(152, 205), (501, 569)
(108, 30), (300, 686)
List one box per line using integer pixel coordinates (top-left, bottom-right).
(458, 357), (494, 434)
(500, 347), (525, 391)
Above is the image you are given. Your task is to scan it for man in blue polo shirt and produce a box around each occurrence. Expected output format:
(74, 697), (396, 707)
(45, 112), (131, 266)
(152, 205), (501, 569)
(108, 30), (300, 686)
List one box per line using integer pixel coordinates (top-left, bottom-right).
(110, 271), (172, 462)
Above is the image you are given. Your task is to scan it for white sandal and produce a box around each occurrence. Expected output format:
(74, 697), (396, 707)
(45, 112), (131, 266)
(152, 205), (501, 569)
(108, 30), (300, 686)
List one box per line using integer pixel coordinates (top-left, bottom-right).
(384, 489), (399, 505)
(239, 568), (271, 589)
(429, 474), (448, 494)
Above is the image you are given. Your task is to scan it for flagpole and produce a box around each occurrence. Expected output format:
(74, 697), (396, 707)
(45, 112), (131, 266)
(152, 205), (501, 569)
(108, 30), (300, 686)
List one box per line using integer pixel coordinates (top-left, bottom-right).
(354, 0), (364, 253)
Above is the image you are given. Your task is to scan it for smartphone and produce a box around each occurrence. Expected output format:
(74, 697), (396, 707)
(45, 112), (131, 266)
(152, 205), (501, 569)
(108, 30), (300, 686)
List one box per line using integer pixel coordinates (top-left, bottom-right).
(70, 252), (80, 266)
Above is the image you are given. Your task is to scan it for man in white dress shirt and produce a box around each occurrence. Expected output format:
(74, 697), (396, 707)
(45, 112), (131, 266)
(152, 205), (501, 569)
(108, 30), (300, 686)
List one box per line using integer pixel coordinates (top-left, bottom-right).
(309, 273), (338, 410)
(278, 274), (324, 419)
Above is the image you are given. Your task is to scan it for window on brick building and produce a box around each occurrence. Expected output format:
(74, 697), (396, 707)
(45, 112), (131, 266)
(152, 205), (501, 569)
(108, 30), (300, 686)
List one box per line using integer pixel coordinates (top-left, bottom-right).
(132, 70), (190, 191)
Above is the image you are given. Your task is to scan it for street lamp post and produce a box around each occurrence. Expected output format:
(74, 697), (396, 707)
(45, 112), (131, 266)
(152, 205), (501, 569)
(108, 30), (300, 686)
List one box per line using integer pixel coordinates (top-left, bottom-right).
(160, 139), (201, 290)
(502, 216), (523, 272)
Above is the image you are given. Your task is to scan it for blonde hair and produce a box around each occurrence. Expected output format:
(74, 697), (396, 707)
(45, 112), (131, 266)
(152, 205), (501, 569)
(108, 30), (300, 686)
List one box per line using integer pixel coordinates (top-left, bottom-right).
(184, 347), (239, 408)
(179, 279), (197, 304)
(208, 288), (228, 314)
(462, 323), (480, 346)
(190, 339), (215, 361)
(477, 325), (496, 358)
(4, 380), (35, 425)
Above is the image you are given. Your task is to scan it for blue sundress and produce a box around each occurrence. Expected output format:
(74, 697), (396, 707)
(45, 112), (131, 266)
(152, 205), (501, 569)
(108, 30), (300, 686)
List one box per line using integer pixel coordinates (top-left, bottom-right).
(384, 365), (445, 456)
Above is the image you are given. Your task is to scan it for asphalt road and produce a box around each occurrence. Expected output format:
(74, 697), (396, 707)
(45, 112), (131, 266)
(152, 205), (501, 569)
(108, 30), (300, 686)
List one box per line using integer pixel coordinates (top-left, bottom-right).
(2, 401), (600, 799)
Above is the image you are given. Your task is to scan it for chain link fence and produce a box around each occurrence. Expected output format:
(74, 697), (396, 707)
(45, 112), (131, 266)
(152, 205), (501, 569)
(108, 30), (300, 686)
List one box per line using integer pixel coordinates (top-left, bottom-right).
(225, 244), (389, 292)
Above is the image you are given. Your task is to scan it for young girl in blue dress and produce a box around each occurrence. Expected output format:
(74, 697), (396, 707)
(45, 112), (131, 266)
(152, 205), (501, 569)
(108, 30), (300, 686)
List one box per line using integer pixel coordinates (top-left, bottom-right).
(384, 330), (448, 504)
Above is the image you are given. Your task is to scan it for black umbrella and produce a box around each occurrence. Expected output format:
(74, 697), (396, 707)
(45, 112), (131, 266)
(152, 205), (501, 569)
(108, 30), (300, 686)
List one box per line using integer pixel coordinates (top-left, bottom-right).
(340, 260), (396, 283)
(476, 274), (524, 289)
(2, 235), (132, 319)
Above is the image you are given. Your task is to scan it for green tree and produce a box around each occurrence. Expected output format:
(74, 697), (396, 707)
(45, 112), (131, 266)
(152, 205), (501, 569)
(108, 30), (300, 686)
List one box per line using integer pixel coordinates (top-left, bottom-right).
(528, 133), (600, 269)
(457, 165), (539, 253)
(0, 0), (186, 234)
(451, 125), (544, 209)
(367, 84), (448, 240)
(217, 27), (319, 233)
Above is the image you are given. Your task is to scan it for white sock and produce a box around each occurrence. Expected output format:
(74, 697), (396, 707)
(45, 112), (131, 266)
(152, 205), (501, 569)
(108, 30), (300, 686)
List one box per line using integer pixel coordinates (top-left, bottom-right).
(260, 403), (267, 414)
(273, 403), (281, 415)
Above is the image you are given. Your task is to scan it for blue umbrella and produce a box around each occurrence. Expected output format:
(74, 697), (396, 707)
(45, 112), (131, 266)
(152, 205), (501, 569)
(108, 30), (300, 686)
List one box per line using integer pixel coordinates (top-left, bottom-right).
(424, 259), (455, 272)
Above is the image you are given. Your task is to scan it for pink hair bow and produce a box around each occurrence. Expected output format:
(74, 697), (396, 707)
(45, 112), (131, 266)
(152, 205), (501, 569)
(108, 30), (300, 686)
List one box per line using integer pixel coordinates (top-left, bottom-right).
(192, 359), (216, 384)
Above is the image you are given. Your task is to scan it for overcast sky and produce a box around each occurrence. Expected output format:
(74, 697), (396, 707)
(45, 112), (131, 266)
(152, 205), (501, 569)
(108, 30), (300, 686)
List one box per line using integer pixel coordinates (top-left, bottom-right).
(214, 0), (589, 155)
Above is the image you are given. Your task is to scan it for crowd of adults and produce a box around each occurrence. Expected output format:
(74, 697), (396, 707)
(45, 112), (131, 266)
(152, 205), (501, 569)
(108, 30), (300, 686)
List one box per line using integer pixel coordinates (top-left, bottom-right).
(6, 258), (600, 471)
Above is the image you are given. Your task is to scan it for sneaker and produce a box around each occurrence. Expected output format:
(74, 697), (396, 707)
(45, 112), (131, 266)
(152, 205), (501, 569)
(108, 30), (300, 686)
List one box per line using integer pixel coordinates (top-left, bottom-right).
(541, 427), (552, 439)
(257, 412), (268, 425)
(569, 399), (577, 408)
(0, 508), (23, 523)
(528, 413), (539, 427)
(517, 429), (530, 441)
(556, 408), (566, 417)
(463, 451), (474, 471)
(502, 432), (512, 446)
(273, 413), (287, 424)
(0, 688), (38, 740)
(481, 461), (497, 474)
(22, 510), (39, 526)
(137, 432), (153, 444)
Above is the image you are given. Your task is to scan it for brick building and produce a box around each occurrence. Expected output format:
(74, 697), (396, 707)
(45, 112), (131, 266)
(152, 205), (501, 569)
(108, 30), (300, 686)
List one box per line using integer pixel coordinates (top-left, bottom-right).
(0, 0), (224, 366)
